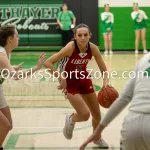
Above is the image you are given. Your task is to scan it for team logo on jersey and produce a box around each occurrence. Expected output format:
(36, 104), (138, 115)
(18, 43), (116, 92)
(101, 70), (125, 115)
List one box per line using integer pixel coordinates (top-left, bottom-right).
(79, 53), (87, 58)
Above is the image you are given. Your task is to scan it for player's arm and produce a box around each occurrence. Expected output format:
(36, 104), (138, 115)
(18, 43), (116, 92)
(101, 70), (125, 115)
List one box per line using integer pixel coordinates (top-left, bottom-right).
(80, 64), (137, 150)
(0, 53), (46, 80)
(90, 43), (109, 87)
(44, 42), (74, 77)
(13, 62), (24, 71)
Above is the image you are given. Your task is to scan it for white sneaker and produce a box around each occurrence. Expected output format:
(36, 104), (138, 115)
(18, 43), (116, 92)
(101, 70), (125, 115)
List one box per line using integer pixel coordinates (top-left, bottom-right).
(104, 51), (108, 55)
(94, 139), (109, 149)
(143, 50), (148, 54)
(109, 51), (113, 55)
(63, 114), (75, 140)
(135, 50), (139, 54)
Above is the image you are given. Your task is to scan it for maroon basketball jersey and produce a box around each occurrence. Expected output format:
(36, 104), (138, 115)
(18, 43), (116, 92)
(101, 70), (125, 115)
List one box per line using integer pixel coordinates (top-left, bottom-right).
(60, 40), (92, 79)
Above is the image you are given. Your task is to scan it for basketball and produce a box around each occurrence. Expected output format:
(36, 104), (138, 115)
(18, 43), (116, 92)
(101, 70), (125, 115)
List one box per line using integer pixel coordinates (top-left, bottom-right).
(98, 86), (119, 108)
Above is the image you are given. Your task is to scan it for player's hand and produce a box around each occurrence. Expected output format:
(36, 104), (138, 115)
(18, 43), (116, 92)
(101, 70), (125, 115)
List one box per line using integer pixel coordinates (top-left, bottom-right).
(57, 77), (67, 90)
(79, 132), (102, 150)
(36, 53), (46, 70)
(14, 62), (24, 71)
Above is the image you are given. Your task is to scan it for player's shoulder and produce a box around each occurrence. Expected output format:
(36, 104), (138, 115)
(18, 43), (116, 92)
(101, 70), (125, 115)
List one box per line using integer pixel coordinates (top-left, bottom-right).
(0, 46), (7, 57)
(67, 40), (75, 49)
(63, 41), (75, 54)
(89, 42), (98, 50)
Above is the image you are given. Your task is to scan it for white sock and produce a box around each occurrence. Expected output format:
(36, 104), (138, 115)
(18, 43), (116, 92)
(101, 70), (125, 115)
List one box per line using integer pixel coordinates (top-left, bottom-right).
(69, 115), (75, 124)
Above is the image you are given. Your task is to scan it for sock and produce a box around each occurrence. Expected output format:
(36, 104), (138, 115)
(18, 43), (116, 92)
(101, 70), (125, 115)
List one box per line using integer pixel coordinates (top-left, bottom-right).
(69, 114), (75, 125)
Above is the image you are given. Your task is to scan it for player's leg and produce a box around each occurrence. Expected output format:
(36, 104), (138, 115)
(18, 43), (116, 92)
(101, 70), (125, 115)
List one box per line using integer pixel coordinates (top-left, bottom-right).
(120, 111), (149, 150)
(67, 93), (90, 122)
(0, 86), (12, 148)
(0, 107), (12, 149)
(81, 92), (109, 148)
(1, 106), (13, 130)
(108, 32), (113, 54)
(63, 93), (90, 139)
(81, 92), (100, 130)
(103, 33), (109, 55)
(135, 30), (140, 54)
(141, 28), (148, 54)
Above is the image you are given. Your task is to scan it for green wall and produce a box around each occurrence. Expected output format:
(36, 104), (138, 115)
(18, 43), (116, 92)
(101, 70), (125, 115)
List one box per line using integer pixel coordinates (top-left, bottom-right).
(0, 0), (63, 46)
(0, 0), (62, 4)
(99, 7), (150, 50)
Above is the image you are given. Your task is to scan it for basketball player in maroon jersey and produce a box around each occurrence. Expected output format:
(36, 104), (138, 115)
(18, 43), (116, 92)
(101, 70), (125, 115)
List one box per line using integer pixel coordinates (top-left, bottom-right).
(44, 24), (109, 148)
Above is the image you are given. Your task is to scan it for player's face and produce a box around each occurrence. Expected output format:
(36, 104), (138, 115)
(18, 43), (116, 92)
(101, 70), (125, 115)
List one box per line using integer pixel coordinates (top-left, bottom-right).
(133, 4), (139, 11)
(75, 27), (91, 45)
(105, 6), (110, 12)
(9, 29), (19, 50)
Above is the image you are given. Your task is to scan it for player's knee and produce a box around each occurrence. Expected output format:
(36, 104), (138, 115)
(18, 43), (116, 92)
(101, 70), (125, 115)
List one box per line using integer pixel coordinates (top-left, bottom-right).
(9, 123), (13, 130)
(2, 122), (11, 132)
(80, 111), (90, 121)
(6, 122), (13, 131)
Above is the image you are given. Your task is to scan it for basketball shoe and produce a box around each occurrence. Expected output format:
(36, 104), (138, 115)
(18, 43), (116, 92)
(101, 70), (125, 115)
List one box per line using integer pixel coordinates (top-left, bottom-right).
(63, 114), (75, 139)
(94, 138), (109, 149)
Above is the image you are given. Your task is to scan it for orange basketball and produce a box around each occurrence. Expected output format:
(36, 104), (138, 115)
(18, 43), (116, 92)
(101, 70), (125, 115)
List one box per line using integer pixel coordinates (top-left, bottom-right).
(98, 86), (119, 108)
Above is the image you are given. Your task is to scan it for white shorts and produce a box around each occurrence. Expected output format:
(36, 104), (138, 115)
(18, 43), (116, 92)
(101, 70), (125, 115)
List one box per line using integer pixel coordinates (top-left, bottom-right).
(0, 85), (8, 109)
(121, 111), (150, 150)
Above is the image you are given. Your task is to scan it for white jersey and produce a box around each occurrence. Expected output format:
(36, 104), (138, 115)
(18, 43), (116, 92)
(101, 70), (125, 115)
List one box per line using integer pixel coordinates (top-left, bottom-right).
(0, 46), (6, 55)
(0, 46), (6, 72)
(101, 12), (114, 24)
(101, 53), (150, 127)
(131, 10), (148, 22)
(129, 53), (150, 113)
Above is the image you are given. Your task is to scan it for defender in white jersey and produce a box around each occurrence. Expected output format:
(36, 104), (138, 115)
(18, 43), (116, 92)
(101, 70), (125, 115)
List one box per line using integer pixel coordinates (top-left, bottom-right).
(131, 3), (149, 54)
(101, 4), (114, 55)
(0, 25), (46, 150)
(80, 52), (150, 150)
